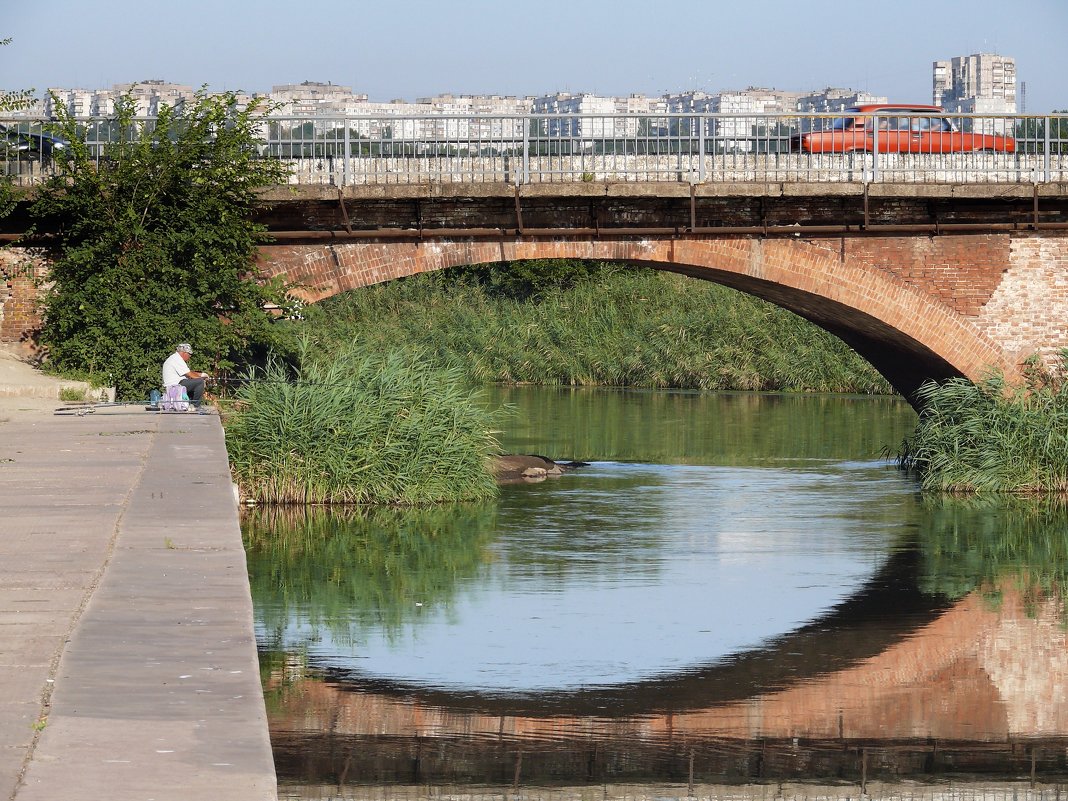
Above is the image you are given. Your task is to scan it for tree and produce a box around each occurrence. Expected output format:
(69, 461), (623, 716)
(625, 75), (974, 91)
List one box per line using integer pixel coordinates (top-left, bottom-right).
(32, 90), (295, 397)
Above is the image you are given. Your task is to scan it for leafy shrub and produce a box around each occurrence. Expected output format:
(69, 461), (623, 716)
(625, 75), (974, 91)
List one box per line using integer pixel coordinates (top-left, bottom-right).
(58, 386), (88, 402)
(32, 91), (295, 398)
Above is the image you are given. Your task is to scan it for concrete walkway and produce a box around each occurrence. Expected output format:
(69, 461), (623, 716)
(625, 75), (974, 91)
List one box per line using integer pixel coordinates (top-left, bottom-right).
(0, 393), (276, 800)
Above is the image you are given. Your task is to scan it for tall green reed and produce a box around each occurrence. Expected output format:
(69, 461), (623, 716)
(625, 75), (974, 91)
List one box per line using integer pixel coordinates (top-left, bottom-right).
(899, 354), (1068, 493)
(224, 340), (504, 505)
(291, 266), (891, 395)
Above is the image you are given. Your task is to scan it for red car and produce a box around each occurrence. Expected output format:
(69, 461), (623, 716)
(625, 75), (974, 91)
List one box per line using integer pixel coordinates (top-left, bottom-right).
(790, 104), (1016, 154)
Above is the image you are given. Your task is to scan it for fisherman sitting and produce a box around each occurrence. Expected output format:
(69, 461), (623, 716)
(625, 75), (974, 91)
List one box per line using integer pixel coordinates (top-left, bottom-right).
(161, 343), (210, 408)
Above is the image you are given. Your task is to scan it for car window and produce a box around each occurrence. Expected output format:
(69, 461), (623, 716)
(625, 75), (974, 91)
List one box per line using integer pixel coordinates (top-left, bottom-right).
(831, 116), (864, 130)
(867, 115), (913, 132)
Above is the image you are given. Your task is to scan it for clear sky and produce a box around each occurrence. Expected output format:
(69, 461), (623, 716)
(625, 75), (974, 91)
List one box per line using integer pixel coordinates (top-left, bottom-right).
(4, 0), (1067, 112)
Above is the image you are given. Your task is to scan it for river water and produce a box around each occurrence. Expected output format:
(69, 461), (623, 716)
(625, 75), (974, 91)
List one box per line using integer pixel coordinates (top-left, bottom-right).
(243, 387), (1068, 794)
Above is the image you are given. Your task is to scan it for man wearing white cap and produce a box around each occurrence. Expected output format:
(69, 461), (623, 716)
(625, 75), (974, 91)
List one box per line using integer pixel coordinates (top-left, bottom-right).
(161, 343), (210, 407)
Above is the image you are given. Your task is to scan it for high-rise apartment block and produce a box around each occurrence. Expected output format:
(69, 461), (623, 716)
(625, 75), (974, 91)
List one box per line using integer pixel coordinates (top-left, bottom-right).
(933, 53), (1016, 114)
(271, 81), (368, 115)
(531, 93), (639, 139)
(42, 80), (252, 118)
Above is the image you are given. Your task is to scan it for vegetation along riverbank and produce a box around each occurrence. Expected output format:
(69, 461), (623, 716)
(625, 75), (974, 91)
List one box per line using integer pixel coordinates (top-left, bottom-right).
(218, 261), (896, 505)
(292, 262), (893, 395)
(898, 355), (1068, 493)
(223, 343), (503, 505)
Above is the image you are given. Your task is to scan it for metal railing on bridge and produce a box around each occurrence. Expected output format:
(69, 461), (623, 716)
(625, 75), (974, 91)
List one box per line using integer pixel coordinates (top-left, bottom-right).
(3, 112), (1067, 186)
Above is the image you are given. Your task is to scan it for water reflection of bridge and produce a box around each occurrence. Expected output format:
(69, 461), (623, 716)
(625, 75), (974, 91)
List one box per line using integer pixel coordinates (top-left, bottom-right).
(265, 576), (1068, 786)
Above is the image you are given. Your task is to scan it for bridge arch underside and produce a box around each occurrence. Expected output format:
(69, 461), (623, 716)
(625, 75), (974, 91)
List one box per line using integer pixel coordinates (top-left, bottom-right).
(264, 235), (1015, 403)
(633, 258), (981, 403)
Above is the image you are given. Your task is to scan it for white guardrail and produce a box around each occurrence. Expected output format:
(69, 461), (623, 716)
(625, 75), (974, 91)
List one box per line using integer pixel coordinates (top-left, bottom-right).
(3, 112), (1067, 185)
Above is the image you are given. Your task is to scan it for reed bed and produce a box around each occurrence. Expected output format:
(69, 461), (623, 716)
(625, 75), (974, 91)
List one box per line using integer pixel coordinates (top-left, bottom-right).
(224, 343), (503, 505)
(296, 266), (892, 395)
(898, 358), (1068, 493)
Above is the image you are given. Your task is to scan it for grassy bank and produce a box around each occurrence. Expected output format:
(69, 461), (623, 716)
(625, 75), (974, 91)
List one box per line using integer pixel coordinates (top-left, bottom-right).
(898, 358), (1068, 493)
(224, 343), (503, 505)
(294, 264), (892, 395)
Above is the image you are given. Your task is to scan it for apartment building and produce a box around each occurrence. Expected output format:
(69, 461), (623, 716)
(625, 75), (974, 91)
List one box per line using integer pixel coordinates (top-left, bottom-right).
(933, 53), (1016, 132)
(415, 94), (533, 140)
(271, 81), (368, 115)
(933, 53), (1016, 110)
(110, 80), (196, 115)
(531, 93), (639, 141)
(709, 88), (803, 146)
(41, 81), (194, 117)
(796, 88), (888, 114)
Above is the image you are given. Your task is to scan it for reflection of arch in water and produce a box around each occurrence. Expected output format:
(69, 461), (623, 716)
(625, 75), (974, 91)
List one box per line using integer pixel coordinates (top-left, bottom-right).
(318, 545), (950, 717)
(268, 581), (1068, 786)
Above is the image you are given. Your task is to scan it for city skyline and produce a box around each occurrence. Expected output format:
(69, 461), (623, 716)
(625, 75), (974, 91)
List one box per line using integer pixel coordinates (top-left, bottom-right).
(4, 0), (1067, 113)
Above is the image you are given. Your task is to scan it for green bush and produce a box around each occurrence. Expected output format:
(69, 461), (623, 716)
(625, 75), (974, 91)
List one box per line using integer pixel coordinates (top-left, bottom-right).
(224, 341), (504, 505)
(58, 387), (88, 402)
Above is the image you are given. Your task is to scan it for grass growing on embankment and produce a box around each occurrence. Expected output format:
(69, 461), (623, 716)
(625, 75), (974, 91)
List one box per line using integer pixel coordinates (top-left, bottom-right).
(294, 264), (892, 395)
(223, 343), (503, 505)
(898, 357), (1068, 493)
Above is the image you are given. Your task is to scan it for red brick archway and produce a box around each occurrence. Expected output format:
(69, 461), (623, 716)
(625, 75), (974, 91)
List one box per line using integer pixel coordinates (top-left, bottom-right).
(259, 233), (1041, 401)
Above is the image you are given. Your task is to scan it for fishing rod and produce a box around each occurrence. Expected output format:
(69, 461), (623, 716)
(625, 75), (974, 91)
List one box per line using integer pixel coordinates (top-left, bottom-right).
(53, 400), (216, 417)
(52, 374), (390, 416)
(52, 353), (485, 416)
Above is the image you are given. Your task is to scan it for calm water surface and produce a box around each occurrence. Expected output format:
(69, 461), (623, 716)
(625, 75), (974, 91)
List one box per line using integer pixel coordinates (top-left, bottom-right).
(245, 388), (1068, 790)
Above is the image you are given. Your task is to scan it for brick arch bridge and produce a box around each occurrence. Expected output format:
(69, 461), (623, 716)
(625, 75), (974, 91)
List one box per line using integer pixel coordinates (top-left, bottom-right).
(6, 182), (1067, 400)
(259, 230), (1068, 402)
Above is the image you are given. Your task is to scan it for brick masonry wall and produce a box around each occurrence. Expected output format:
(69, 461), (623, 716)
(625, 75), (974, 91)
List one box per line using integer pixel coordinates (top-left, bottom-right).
(0, 248), (47, 354)
(835, 234), (1010, 317)
(833, 232), (1068, 370)
(977, 235), (1068, 368)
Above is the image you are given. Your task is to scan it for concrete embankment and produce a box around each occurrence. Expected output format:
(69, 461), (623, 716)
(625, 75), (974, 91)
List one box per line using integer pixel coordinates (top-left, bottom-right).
(0, 396), (276, 800)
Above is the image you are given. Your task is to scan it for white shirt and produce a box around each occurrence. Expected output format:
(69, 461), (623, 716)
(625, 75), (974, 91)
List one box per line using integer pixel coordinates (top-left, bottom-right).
(162, 352), (190, 387)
